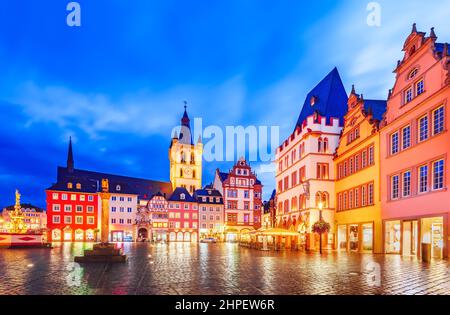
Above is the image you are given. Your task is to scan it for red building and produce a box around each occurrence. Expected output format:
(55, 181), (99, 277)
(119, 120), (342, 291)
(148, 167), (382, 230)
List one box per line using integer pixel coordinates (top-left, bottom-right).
(213, 158), (263, 242)
(167, 187), (199, 242)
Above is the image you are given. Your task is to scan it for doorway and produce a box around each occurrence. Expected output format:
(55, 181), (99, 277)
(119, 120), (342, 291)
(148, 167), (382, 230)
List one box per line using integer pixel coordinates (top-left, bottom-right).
(402, 220), (418, 256)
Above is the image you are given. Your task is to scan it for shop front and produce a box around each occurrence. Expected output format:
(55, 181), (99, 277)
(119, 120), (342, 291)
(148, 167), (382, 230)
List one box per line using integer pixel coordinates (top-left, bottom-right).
(111, 230), (133, 242)
(337, 222), (374, 253)
(384, 216), (445, 259)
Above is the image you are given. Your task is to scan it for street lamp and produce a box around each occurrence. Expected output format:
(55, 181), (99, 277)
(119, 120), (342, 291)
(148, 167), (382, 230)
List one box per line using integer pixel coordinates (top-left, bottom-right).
(318, 202), (323, 255)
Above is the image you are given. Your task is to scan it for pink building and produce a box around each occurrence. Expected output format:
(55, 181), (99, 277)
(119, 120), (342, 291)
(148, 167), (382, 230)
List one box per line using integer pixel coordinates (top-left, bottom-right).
(167, 187), (199, 242)
(380, 24), (449, 259)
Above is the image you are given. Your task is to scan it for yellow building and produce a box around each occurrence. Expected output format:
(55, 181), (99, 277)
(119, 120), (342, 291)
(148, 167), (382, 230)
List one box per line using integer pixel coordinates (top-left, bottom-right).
(334, 87), (386, 254)
(169, 104), (203, 194)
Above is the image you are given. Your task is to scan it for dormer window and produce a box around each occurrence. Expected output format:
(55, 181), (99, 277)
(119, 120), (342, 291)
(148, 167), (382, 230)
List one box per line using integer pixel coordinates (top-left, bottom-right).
(76, 183), (81, 190)
(180, 193), (185, 200)
(116, 185), (121, 191)
(67, 182), (73, 189)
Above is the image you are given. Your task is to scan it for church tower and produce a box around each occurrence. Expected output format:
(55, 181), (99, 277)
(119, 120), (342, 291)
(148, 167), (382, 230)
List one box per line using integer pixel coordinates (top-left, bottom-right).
(169, 102), (203, 193)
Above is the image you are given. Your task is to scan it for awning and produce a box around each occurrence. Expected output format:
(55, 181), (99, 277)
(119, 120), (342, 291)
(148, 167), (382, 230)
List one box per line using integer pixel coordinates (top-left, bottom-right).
(257, 228), (300, 237)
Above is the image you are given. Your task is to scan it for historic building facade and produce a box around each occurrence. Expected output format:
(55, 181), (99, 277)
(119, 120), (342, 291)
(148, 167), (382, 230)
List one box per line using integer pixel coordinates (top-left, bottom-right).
(146, 192), (169, 242)
(334, 87), (386, 254)
(167, 187), (199, 242)
(195, 185), (224, 240)
(380, 25), (450, 259)
(213, 158), (263, 242)
(169, 104), (203, 194)
(275, 68), (348, 251)
(1, 204), (47, 232)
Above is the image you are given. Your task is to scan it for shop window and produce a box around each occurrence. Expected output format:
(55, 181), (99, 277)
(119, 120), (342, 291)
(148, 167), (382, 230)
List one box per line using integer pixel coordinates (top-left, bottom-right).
(52, 229), (61, 241)
(385, 221), (401, 254)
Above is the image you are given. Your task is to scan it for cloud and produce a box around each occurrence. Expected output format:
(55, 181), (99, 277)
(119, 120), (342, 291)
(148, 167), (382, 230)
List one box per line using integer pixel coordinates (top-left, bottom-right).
(6, 76), (247, 139)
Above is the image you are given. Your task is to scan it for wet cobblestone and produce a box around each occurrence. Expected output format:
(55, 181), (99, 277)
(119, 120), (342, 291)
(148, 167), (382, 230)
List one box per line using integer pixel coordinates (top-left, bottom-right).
(0, 242), (449, 295)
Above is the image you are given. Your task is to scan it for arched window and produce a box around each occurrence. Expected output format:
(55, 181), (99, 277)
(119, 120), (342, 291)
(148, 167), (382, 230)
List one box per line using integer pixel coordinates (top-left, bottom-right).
(180, 151), (186, 163)
(409, 68), (418, 80)
(116, 185), (121, 191)
(322, 192), (329, 208)
(284, 200), (290, 214)
(291, 197), (298, 212)
(191, 153), (195, 165)
(318, 138), (323, 153)
(323, 138), (329, 153)
(67, 182), (73, 189)
(315, 192), (322, 208)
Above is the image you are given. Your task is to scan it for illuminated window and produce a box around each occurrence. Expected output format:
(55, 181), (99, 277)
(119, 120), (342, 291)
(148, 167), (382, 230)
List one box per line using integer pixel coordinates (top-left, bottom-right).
(87, 216), (94, 225)
(64, 205), (72, 212)
(52, 193), (58, 200)
(76, 183), (81, 189)
(75, 216), (83, 225)
(70, 194), (76, 201)
(64, 216), (72, 224)
(67, 182), (73, 189)
(53, 204), (60, 212)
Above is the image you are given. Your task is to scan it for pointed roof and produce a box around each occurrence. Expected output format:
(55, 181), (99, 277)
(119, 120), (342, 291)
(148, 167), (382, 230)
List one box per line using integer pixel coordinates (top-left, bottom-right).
(67, 137), (74, 172)
(363, 99), (387, 121)
(294, 67), (348, 128)
(178, 101), (193, 145)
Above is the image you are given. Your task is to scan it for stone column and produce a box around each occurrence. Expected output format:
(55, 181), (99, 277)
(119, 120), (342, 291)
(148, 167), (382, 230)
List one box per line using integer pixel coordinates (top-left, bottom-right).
(100, 179), (111, 244)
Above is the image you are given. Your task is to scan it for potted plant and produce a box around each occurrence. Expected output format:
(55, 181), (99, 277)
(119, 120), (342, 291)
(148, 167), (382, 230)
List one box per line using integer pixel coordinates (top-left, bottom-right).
(312, 219), (330, 254)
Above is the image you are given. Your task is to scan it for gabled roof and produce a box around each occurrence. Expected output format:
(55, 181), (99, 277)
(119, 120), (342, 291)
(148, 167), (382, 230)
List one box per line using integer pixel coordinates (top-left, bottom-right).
(168, 187), (196, 202)
(295, 67), (348, 128)
(363, 99), (387, 121)
(50, 167), (172, 199)
(218, 171), (229, 182)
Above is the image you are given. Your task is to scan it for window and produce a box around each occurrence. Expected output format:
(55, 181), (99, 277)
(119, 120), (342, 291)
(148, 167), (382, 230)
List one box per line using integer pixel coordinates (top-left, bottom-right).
(317, 163), (329, 180)
(64, 216), (72, 224)
(343, 161), (347, 177)
(119, 219), (124, 224)
(362, 151), (367, 168)
(119, 197), (125, 202)
(354, 155), (360, 172)
(402, 126), (411, 150)
(52, 215), (60, 224)
(391, 175), (399, 200)
(184, 213), (189, 219)
(127, 207), (132, 213)
(75, 216), (83, 225)
(244, 190), (249, 198)
(88, 195), (94, 202)
(343, 192), (347, 210)
(76, 183), (81, 190)
(87, 206), (94, 213)
(409, 68), (418, 79)
(418, 165), (428, 193)
(116, 185), (121, 191)
(127, 197), (132, 202)
(362, 185), (367, 207)
(433, 106), (444, 135)
(416, 80), (424, 96)
(111, 218), (116, 224)
(76, 205), (83, 213)
(349, 190), (353, 209)
(111, 207), (116, 212)
(87, 216), (94, 225)
(52, 204), (60, 212)
(180, 193), (185, 200)
(79, 195), (85, 201)
(368, 183), (374, 205)
(52, 193), (58, 200)
(64, 205), (72, 212)
(349, 158), (354, 175)
(433, 159), (444, 190)
(405, 87), (413, 103)
(368, 146), (374, 165)
(70, 194), (76, 201)
(418, 115), (429, 142)
(403, 171), (411, 197)
(391, 132), (399, 155)
(62, 194), (68, 200)
(354, 188), (359, 208)
(127, 219), (132, 224)
(67, 182), (73, 189)
(338, 193), (342, 211)
(323, 138), (329, 152)
(291, 171), (297, 187)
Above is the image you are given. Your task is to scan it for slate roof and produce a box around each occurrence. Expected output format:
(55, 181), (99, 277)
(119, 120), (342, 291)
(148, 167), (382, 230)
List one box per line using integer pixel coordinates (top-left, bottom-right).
(295, 67), (348, 129)
(218, 172), (229, 182)
(48, 166), (173, 199)
(435, 42), (449, 56)
(194, 188), (223, 204)
(168, 187), (196, 202)
(363, 99), (387, 121)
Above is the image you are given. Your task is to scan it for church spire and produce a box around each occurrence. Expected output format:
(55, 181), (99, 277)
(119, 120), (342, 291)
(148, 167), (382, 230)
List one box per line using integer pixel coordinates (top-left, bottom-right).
(67, 137), (74, 173)
(179, 101), (193, 144)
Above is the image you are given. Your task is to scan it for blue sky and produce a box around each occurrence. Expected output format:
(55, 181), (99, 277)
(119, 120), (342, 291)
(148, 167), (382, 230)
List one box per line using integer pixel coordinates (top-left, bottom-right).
(1, 0), (449, 208)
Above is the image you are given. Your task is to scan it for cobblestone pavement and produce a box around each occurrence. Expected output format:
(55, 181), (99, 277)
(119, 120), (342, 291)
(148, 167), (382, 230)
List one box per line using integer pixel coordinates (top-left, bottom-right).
(0, 242), (449, 295)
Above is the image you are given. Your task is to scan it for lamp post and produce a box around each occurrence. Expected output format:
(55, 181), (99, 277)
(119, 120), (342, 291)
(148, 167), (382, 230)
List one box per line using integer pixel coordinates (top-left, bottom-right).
(318, 202), (323, 255)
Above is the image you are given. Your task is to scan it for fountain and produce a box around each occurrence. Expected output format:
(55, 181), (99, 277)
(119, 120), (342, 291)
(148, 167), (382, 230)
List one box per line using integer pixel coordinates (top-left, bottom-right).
(0, 190), (50, 248)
